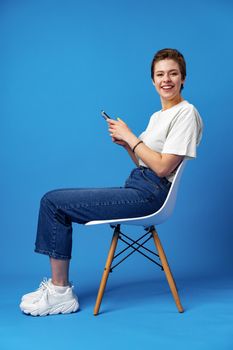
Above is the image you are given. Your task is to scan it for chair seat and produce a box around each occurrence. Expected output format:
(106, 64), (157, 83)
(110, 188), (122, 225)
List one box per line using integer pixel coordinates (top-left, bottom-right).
(85, 207), (170, 227)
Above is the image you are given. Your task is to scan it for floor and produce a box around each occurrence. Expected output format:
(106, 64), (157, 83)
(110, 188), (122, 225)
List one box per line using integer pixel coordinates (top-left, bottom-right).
(1, 273), (233, 350)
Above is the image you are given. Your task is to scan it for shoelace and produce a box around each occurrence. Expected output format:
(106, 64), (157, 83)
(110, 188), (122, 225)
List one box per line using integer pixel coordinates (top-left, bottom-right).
(38, 278), (49, 291)
(36, 278), (57, 297)
(39, 278), (72, 296)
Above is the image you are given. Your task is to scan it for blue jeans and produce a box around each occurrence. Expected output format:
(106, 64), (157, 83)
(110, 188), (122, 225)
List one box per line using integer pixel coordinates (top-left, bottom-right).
(35, 167), (171, 259)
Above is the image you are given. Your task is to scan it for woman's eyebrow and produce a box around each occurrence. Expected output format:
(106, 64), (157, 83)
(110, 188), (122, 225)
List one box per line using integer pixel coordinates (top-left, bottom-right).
(155, 69), (179, 73)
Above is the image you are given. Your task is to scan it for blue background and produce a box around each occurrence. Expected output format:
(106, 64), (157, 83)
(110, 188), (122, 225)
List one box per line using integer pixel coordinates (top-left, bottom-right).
(1, 0), (233, 349)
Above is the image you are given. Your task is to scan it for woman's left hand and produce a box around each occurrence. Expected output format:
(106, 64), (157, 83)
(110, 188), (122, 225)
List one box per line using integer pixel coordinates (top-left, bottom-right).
(107, 118), (133, 143)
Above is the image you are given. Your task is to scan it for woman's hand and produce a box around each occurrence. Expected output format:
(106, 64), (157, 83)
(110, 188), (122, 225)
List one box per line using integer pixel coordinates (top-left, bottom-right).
(107, 118), (135, 145)
(107, 117), (140, 151)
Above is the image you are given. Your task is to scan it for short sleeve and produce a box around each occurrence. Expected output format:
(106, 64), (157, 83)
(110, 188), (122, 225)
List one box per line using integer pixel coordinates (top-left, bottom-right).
(162, 106), (202, 158)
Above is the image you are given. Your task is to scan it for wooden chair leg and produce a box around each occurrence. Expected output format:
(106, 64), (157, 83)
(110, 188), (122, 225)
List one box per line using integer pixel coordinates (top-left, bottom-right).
(93, 228), (120, 316)
(151, 228), (184, 313)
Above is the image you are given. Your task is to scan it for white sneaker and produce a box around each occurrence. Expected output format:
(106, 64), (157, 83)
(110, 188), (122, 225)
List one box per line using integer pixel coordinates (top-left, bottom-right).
(20, 280), (79, 316)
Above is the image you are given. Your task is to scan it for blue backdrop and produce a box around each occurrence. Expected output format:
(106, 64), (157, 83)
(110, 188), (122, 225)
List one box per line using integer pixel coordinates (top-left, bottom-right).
(1, 0), (233, 282)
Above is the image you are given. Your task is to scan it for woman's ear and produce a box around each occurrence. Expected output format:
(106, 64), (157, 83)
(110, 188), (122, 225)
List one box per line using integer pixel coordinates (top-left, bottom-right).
(151, 79), (155, 86)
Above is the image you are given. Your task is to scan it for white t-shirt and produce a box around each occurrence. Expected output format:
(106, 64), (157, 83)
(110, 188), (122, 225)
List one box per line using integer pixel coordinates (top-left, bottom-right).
(138, 100), (203, 182)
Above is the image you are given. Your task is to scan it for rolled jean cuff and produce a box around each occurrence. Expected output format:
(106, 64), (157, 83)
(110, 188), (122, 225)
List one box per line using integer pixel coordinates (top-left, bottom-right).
(34, 248), (71, 260)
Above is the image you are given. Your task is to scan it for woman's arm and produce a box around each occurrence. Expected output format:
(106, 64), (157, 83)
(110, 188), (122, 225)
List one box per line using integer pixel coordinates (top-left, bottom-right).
(108, 119), (183, 177)
(130, 142), (183, 177)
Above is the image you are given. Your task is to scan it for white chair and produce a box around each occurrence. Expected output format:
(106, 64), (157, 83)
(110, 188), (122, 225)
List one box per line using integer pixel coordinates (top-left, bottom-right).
(85, 160), (187, 315)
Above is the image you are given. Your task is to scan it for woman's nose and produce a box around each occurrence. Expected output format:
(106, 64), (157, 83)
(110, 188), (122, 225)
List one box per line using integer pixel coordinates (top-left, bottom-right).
(163, 73), (171, 82)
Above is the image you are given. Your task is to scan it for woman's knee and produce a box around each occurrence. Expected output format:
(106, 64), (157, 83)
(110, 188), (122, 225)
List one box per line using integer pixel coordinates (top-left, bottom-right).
(40, 189), (61, 208)
(40, 190), (72, 227)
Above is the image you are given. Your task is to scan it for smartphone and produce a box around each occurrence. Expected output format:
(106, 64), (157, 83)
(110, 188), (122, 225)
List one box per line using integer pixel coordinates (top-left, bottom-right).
(101, 110), (112, 120)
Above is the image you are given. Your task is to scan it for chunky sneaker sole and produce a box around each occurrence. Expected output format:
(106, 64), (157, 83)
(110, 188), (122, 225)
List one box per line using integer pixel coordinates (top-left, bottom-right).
(21, 298), (79, 316)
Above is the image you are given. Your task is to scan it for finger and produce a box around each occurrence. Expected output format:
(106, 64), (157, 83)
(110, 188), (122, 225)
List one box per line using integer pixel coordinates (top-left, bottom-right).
(108, 127), (116, 133)
(107, 119), (117, 125)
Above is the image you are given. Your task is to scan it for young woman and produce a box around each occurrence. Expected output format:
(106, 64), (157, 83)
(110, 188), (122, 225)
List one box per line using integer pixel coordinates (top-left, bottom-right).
(20, 48), (203, 316)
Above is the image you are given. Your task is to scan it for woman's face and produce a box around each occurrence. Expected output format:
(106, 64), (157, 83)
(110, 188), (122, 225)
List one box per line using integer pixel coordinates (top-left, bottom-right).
(152, 59), (185, 102)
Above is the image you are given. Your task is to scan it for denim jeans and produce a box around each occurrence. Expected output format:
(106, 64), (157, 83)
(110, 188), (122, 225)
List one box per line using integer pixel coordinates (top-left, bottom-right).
(35, 167), (171, 260)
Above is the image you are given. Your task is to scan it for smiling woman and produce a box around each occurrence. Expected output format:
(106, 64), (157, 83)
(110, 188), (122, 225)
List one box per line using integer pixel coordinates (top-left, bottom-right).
(19, 48), (203, 317)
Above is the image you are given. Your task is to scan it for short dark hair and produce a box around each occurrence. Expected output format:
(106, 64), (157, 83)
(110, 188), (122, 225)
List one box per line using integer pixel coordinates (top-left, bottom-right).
(151, 48), (186, 90)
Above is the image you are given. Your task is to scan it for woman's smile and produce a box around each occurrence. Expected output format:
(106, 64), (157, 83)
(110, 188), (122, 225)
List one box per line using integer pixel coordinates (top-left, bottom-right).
(161, 84), (175, 91)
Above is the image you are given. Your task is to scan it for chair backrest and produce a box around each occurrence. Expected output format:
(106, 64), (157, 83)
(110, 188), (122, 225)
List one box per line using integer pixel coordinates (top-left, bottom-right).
(86, 160), (187, 228)
(149, 159), (187, 225)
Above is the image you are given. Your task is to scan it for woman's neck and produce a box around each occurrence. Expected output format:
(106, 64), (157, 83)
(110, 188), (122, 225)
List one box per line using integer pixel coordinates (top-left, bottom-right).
(161, 96), (184, 111)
